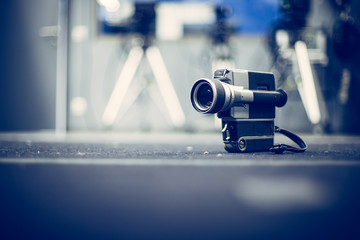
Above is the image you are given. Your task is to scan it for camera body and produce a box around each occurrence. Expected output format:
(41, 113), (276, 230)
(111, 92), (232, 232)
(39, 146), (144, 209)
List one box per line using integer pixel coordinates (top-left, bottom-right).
(190, 69), (287, 152)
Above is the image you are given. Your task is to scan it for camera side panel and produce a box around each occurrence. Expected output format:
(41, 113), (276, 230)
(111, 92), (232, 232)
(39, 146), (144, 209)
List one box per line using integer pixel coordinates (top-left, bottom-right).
(248, 71), (275, 90)
(248, 71), (276, 119)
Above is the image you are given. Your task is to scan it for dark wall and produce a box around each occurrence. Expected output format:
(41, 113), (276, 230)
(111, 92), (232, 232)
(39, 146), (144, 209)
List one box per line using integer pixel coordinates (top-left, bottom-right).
(0, 0), (58, 131)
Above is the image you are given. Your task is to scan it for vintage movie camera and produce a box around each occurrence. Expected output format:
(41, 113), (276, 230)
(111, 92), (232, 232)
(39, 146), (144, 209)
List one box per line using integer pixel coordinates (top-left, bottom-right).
(191, 69), (305, 153)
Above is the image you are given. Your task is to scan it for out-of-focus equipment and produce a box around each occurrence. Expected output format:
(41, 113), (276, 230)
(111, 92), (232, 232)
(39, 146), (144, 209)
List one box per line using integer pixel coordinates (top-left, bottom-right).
(268, 0), (329, 132)
(205, 5), (237, 129)
(330, 0), (360, 132)
(209, 5), (237, 71)
(190, 69), (306, 153)
(98, 2), (185, 128)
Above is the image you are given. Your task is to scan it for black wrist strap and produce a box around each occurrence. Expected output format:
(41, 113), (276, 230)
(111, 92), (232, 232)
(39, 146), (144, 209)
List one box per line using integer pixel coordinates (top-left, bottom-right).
(269, 126), (307, 154)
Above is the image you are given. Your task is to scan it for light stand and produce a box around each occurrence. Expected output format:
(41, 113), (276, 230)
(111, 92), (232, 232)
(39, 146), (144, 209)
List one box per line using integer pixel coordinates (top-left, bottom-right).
(269, 1), (329, 132)
(209, 5), (236, 129)
(274, 30), (328, 128)
(210, 5), (236, 72)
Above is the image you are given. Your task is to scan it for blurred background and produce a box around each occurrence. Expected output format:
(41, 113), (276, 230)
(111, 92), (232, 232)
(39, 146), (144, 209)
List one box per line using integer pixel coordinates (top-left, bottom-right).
(1, 0), (360, 134)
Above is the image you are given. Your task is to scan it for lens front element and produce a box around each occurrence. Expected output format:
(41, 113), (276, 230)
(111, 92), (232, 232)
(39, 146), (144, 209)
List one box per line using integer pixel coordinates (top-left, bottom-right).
(196, 82), (214, 110)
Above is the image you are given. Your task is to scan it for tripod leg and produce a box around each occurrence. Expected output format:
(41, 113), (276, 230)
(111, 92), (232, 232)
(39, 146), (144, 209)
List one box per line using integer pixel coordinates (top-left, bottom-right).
(115, 83), (144, 123)
(102, 46), (144, 126)
(145, 46), (185, 128)
(294, 41), (321, 125)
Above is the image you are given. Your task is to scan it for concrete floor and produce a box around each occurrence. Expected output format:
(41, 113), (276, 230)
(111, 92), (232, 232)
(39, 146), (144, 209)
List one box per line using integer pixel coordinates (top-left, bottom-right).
(0, 132), (360, 239)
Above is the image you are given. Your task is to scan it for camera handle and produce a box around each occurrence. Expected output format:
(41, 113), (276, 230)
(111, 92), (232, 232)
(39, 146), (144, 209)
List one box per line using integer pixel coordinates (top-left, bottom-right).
(269, 126), (307, 154)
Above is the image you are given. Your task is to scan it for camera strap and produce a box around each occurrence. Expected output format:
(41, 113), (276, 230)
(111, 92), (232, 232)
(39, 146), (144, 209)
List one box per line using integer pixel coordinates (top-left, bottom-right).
(269, 126), (307, 154)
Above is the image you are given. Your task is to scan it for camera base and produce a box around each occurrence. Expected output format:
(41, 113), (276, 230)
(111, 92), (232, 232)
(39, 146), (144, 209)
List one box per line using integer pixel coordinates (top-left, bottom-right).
(222, 119), (274, 152)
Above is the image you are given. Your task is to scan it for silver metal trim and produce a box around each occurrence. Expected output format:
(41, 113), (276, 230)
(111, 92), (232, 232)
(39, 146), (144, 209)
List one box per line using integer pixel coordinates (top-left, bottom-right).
(239, 135), (274, 140)
(221, 118), (274, 122)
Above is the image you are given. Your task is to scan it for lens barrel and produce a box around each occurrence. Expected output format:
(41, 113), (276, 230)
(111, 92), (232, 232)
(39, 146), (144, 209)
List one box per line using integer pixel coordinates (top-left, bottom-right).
(190, 79), (287, 113)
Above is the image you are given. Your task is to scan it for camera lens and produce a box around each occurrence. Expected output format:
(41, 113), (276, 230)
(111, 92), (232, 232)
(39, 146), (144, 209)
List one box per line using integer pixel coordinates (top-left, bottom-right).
(196, 83), (213, 109)
(191, 79), (227, 113)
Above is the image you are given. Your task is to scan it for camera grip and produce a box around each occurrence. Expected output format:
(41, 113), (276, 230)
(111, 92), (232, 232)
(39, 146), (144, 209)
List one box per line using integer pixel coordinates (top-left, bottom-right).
(252, 89), (287, 107)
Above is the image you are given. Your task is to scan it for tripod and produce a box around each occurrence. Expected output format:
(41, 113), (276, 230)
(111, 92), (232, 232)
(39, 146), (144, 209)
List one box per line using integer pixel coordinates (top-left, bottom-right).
(101, 40), (186, 129)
